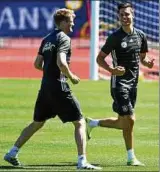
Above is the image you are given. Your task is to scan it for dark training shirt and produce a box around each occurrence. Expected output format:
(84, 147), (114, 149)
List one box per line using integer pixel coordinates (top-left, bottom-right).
(38, 29), (71, 92)
(101, 27), (148, 89)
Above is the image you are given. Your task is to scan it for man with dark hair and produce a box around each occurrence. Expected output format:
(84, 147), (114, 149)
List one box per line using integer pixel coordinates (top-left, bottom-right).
(4, 8), (101, 170)
(86, 2), (154, 166)
(117, 2), (133, 12)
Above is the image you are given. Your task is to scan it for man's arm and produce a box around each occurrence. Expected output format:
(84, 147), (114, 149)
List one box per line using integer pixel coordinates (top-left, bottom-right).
(57, 52), (80, 84)
(140, 53), (155, 68)
(97, 50), (125, 76)
(34, 55), (43, 71)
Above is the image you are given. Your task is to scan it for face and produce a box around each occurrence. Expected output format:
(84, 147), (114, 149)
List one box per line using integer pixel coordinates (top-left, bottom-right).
(118, 7), (134, 26)
(61, 16), (74, 34)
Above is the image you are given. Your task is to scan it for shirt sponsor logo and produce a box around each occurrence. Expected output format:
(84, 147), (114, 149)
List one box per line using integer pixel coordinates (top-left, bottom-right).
(42, 42), (55, 53)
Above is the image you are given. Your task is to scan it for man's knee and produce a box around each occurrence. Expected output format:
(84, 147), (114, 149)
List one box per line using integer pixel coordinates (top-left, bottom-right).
(73, 118), (85, 128)
(120, 115), (135, 130)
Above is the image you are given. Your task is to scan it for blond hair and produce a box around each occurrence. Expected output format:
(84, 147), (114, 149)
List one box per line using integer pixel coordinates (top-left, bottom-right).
(54, 8), (76, 26)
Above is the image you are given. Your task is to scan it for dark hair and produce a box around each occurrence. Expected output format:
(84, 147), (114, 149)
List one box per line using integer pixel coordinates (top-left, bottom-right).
(118, 2), (133, 12)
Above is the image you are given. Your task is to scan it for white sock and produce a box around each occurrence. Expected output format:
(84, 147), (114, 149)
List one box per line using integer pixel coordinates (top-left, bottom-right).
(8, 146), (19, 157)
(78, 155), (87, 165)
(89, 119), (99, 127)
(127, 149), (136, 161)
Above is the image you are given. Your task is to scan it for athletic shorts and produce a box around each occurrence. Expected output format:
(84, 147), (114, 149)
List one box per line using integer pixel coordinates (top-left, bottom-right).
(33, 87), (83, 123)
(111, 87), (137, 116)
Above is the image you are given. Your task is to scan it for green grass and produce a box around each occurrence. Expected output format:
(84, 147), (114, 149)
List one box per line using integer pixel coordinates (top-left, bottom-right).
(0, 79), (158, 171)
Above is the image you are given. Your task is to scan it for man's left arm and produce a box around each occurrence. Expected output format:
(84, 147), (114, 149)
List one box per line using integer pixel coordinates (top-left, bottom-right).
(140, 53), (155, 69)
(140, 32), (155, 69)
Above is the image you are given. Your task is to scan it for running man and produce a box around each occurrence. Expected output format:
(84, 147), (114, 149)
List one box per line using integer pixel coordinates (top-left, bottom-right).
(4, 8), (101, 170)
(86, 2), (154, 166)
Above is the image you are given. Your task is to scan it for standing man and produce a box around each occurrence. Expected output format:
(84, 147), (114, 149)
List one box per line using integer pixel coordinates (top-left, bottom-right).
(86, 2), (154, 166)
(4, 8), (101, 170)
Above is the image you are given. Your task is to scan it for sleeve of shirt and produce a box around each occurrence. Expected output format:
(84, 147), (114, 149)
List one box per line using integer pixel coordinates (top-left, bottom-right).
(101, 34), (115, 54)
(38, 39), (45, 56)
(140, 33), (148, 53)
(57, 34), (70, 54)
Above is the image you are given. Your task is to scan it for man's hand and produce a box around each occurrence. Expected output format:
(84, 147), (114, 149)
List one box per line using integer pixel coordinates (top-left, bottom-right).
(140, 53), (155, 69)
(145, 59), (155, 68)
(70, 74), (80, 84)
(110, 66), (125, 76)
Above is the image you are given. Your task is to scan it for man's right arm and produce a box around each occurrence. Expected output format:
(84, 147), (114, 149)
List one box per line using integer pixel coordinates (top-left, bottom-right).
(57, 52), (80, 84)
(34, 39), (45, 71)
(97, 51), (113, 72)
(97, 50), (125, 76)
(34, 54), (43, 71)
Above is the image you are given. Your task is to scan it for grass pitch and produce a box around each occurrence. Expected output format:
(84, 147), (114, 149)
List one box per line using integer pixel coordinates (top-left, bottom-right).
(0, 79), (158, 171)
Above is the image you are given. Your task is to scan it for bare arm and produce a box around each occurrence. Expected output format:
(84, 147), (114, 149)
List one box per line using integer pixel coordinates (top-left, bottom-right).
(57, 52), (80, 84)
(140, 53), (155, 68)
(97, 50), (125, 76)
(34, 54), (43, 71)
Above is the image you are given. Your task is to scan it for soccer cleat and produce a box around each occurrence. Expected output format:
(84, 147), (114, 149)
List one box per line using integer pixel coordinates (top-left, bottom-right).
(127, 158), (145, 166)
(85, 117), (94, 140)
(4, 153), (21, 166)
(77, 162), (102, 170)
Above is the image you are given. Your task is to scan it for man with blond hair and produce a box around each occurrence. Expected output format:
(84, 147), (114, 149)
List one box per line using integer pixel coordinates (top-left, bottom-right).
(4, 8), (101, 170)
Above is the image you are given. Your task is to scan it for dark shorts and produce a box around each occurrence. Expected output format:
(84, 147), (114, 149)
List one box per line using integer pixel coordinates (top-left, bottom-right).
(111, 87), (137, 116)
(33, 87), (83, 123)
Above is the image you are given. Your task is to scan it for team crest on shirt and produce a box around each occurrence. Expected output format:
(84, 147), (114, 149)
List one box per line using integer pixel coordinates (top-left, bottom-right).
(121, 42), (127, 48)
(42, 42), (55, 53)
(122, 105), (128, 112)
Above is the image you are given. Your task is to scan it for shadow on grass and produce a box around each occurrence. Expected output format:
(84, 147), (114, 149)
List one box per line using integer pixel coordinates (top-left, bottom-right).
(102, 164), (127, 167)
(0, 162), (102, 170)
(0, 165), (27, 169)
(27, 162), (76, 167)
(0, 162), (76, 170)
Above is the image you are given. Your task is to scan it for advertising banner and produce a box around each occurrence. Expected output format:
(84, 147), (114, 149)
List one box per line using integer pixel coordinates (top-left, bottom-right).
(0, 0), (88, 37)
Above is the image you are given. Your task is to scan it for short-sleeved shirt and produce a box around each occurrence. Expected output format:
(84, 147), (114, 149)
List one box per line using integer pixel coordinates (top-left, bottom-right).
(34, 29), (83, 122)
(38, 29), (71, 92)
(101, 27), (148, 88)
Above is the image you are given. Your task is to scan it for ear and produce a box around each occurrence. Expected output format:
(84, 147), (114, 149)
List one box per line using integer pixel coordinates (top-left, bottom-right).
(131, 9), (134, 18)
(59, 20), (65, 27)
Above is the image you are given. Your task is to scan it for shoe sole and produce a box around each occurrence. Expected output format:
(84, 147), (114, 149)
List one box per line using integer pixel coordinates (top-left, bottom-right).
(127, 162), (145, 166)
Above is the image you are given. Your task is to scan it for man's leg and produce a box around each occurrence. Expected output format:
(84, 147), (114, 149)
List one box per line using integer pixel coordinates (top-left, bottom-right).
(73, 118), (86, 156)
(121, 115), (135, 151)
(99, 116), (123, 129)
(15, 121), (45, 148)
(72, 118), (102, 170)
(98, 115), (134, 151)
(86, 115), (144, 166)
(86, 116), (123, 140)
(4, 121), (45, 166)
(121, 115), (144, 166)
